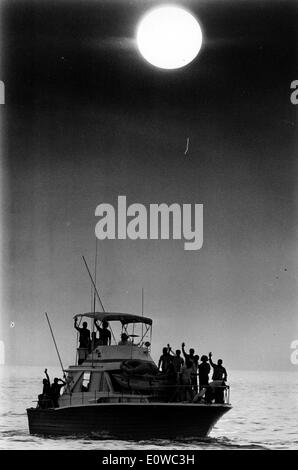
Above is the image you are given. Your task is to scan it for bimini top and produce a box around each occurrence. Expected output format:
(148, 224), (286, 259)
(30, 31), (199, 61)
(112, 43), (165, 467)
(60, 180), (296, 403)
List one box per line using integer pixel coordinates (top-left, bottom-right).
(73, 312), (152, 326)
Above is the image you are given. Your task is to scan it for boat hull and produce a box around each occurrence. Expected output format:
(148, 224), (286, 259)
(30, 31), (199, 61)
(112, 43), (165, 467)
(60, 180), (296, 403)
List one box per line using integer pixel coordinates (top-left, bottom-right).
(27, 403), (231, 439)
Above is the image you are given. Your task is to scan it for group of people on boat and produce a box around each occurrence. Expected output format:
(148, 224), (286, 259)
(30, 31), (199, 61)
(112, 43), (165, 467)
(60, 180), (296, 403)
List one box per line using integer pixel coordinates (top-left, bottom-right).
(74, 318), (137, 349)
(74, 318), (139, 363)
(72, 318), (228, 404)
(158, 343), (228, 404)
(74, 318), (112, 349)
(38, 369), (66, 409)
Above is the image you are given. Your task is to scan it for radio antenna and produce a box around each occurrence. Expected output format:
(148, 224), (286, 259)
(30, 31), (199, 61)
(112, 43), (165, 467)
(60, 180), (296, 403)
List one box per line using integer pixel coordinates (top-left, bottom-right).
(91, 239), (98, 367)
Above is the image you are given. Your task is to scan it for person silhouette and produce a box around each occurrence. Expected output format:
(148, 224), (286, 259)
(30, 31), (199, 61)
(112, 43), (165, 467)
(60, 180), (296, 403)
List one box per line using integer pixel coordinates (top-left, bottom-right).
(209, 352), (227, 381)
(50, 377), (66, 408)
(74, 319), (91, 349)
(208, 352), (228, 403)
(95, 320), (111, 345)
(198, 355), (211, 390)
(118, 333), (131, 345)
(158, 346), (172, 373)
(182, 342), (199, 392)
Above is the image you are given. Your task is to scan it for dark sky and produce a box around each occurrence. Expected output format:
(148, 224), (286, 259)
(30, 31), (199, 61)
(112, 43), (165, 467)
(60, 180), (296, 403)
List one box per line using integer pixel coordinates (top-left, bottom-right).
(1, 0), (298, 369)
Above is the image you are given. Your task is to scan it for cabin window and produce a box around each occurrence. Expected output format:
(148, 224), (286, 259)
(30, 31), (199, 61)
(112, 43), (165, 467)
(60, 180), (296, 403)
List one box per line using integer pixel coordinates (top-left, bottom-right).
(81, 372), (91, 392)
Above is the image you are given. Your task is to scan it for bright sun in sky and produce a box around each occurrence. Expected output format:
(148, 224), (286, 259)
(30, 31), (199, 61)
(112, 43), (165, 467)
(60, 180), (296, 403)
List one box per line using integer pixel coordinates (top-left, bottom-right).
(136, 6), (203, 70)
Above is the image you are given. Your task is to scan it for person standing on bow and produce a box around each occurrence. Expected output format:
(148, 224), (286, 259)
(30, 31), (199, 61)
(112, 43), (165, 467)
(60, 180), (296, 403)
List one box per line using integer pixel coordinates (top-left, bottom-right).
(209, 352), (227, 382)
(50, 377), (66, 408)
(198, 355), (211, 391)
(208, 352), (228, 404)
(158, 346), (172, 373)
(182, 342), (199, 393)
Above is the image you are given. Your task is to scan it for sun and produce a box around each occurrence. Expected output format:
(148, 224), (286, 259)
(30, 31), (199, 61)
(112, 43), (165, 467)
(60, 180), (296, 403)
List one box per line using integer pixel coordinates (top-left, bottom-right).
(136, 6), (203, 70)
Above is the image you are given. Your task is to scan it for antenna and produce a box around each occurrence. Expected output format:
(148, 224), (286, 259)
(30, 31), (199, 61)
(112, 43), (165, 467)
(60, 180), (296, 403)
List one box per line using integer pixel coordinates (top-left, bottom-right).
(141, 288), (144, 316)
(93, 238), (98, 313)
(141, 287), (144, 341)
(91, 239), (98, 367)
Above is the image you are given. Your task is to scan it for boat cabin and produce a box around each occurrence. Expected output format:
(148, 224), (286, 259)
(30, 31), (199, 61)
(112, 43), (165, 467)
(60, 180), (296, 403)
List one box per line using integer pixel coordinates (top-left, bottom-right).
(56, 312), (157, 407)
(73, 311), (153, 365)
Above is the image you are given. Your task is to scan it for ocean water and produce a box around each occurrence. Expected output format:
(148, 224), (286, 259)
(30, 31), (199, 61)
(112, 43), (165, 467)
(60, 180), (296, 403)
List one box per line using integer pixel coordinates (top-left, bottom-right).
(0, 365), (297, 450)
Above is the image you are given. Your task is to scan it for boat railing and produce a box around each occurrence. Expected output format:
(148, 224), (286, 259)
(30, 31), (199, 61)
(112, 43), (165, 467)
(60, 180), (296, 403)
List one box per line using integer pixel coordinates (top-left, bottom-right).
(60, 383), (230, 407)
(62, 390), (151, 406)
(134, 383), (231, 405)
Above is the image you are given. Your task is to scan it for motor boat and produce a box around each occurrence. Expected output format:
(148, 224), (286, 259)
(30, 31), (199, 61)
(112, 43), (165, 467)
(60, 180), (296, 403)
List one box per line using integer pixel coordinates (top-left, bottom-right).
(27, 311), (231, 439)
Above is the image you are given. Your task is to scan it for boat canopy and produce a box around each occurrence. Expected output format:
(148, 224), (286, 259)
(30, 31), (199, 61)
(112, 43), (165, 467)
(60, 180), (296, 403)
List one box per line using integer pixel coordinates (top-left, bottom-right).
(73, 312), (152, 326)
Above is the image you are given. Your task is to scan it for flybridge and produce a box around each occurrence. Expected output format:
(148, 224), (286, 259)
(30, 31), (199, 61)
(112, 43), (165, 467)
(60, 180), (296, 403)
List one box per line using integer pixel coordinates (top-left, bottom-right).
(74, 312), (153, 325)
(95, 196), (203, 251)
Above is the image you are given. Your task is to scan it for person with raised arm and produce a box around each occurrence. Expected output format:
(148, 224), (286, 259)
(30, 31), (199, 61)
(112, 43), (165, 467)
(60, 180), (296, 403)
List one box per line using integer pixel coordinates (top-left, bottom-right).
(50, 377), (66, 408)
(208, 352), (227, 381)
(42, 368), (51, 396)
(208, 352), (228, 404)
(182, 342), (199, 393)
(95, 320), (111, 345)
(74, 318), (91, 349)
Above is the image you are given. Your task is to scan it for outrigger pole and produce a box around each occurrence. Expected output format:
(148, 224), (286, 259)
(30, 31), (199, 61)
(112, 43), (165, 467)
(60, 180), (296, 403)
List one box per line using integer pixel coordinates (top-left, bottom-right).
(82, 255), (105, 312)
(45, 312), (66, 380)
(82, 254), (117, 344)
